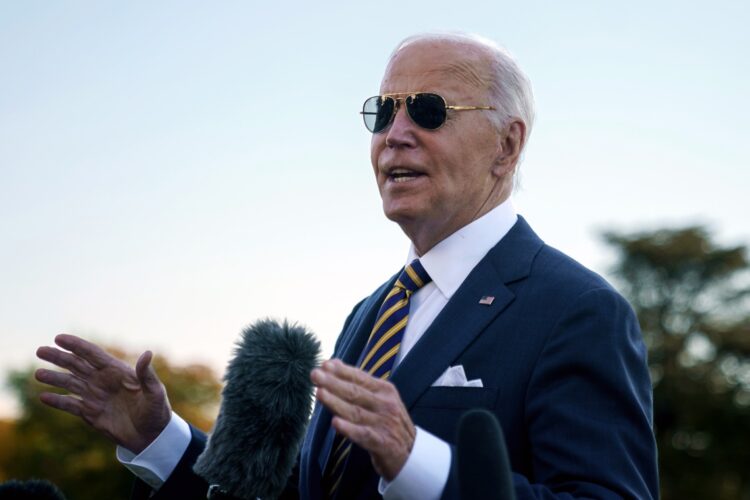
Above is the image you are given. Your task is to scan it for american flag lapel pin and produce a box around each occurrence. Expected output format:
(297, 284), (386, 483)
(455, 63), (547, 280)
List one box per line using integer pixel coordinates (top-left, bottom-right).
(479, 295), (495, 306)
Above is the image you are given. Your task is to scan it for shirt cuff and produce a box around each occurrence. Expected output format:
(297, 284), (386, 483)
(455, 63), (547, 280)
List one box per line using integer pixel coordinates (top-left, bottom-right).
(378, 426), (451, 500)
(116, 412), (192, 490)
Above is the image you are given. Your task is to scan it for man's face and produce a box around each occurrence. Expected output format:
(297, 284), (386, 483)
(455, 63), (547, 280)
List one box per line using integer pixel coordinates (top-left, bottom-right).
(371, 40), (508, 254)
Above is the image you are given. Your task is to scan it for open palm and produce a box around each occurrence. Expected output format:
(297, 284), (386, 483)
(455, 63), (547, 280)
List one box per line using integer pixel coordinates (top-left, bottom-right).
(35, 334), (172, 454)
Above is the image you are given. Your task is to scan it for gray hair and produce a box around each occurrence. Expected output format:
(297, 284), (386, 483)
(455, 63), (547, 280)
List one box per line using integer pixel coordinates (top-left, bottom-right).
(391, 32), (535, 145)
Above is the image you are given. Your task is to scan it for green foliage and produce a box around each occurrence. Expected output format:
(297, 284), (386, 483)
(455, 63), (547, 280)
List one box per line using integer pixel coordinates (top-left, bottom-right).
(605, 226), (750, 500)
(0, 348), (221, 500)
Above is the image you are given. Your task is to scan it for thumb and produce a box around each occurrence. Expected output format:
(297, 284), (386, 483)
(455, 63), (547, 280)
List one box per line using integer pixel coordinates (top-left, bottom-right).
(135, 351), (161, 393)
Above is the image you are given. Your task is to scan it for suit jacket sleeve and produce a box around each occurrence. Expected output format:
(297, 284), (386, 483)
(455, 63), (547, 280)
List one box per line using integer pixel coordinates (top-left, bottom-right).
(130, 425), (301, 500)
(440, 287), (658, 499)
(130, 425), (208, 500)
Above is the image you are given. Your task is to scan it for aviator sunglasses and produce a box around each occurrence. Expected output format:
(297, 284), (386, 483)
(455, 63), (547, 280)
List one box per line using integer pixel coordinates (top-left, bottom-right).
(361, 92), (495, 133)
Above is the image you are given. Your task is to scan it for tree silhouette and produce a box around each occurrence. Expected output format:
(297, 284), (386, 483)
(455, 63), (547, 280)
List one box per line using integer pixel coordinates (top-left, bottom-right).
(605, 226), (750, 500)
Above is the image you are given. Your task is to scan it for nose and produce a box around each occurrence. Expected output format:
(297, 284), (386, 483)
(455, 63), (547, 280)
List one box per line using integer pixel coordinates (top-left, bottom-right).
(384, 101), (417, 148)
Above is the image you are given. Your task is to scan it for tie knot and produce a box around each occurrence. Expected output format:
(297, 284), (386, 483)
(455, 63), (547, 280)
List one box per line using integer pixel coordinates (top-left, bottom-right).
(396, 259), (432, 293)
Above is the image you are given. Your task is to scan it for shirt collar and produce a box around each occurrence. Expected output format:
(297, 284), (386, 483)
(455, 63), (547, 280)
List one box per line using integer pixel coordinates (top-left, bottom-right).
(406, 199), (518, 299)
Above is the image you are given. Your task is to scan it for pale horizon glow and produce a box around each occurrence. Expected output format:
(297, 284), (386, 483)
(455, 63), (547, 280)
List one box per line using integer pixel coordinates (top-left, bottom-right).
(1, 1), (748, 417)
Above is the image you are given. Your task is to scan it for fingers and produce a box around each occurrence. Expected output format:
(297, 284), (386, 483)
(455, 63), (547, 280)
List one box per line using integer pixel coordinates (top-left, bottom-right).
(312, 360), (390, 410)
(311, 360), (400, 426)
(311, 359), (415, 480)
(38, 335), (158, 396)
(38, 392), (84, 418)
(332, 416), (384, 449)
(55, 334), (113, 369)
(133, 351), (160, 393)
(35, 368), (87, 396)
(315, 385), (383, 458)
(317, 381), (379, 428)
(36, 333), (114, 376)
(36, 346), (95, 378)
(38, 391), (106, 430)
(324, 359), (386, 391)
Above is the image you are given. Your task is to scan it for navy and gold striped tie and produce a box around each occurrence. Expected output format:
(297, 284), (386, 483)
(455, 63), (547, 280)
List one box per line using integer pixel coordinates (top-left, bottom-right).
(323, 259), (432, 498)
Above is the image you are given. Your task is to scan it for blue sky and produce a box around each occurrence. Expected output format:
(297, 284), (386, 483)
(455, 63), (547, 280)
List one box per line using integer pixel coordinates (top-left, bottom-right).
(1, 1), (748, 416)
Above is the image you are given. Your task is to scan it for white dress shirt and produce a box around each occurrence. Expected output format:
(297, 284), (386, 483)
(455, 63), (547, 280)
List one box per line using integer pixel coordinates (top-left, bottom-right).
(119, 199), (518, 499)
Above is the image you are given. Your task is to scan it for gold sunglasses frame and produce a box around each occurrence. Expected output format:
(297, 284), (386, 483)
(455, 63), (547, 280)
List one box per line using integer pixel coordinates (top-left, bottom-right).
(360, 92), (495, 132)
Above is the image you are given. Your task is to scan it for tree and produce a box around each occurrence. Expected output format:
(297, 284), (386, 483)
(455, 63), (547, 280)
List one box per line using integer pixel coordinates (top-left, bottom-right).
(604, 226), (750, 500)
(0, 346), (222, 500)
(0, 418), (15, 483)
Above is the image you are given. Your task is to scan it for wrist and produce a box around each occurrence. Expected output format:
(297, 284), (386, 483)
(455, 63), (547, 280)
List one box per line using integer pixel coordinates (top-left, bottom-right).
(381, 423), (417, 481)
(129, 403), (172, 454)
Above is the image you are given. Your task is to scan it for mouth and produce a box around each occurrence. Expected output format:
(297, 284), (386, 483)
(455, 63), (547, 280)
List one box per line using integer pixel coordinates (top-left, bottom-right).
(386, 167), (426, 184)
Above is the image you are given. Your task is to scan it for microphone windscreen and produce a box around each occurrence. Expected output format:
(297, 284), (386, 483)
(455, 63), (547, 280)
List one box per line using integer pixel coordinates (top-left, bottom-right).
(194, 318), (321, 500)
(457, 409), (516, 500)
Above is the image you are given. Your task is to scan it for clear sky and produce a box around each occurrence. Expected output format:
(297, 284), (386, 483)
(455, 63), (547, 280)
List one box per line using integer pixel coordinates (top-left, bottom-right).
(1, 1), (748, 417)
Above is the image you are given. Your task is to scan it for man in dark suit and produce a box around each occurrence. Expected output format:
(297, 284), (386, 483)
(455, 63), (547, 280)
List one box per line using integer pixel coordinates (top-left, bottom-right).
(36, 33), (658, 499)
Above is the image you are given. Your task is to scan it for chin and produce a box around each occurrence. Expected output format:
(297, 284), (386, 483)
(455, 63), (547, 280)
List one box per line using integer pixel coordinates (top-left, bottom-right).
(383, 206), (433, 245)
(382, 201), (418, 225)
(383, 209), (410, 226)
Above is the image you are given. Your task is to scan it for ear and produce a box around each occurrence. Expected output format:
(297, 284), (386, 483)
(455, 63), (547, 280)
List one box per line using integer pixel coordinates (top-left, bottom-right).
(491, 120), (526, 178)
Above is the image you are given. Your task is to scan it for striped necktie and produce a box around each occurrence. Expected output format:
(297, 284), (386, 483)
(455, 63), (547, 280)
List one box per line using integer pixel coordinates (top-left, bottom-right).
(323, 259), (432, 498)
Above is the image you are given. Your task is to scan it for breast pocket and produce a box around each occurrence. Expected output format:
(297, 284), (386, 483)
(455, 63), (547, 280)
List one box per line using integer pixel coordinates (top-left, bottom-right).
(410, 387), (498, 443)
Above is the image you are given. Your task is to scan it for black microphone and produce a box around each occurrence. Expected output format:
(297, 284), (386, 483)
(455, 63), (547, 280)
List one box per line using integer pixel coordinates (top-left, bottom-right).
(193, 318), (321, 500)
(457, 409), (516, 500)
(0, 479), (67, 499)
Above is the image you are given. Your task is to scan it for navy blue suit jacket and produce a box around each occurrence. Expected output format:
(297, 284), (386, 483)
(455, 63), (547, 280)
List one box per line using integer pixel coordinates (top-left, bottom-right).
(133, 217), (659, 499)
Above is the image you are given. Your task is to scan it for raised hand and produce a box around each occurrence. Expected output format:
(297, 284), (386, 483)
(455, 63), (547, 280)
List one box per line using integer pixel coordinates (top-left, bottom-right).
(35, 334), (172, 454)
(311, 359), (415, 481)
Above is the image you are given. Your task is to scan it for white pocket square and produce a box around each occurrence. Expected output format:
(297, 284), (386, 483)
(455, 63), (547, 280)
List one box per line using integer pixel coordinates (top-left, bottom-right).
(431, 365), (484, 388)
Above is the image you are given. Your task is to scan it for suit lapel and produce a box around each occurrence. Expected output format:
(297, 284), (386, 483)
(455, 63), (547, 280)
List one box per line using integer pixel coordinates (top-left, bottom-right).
(392, 216), (543, 409)
(338, 274), (398, 365)
(306, 275), (397, 479)
(390, 256), (513, 408)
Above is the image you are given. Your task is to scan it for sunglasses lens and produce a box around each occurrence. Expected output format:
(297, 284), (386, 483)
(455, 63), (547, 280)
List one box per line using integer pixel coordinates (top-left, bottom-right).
(406, 93), (447, 129)
(362, 96), (394, 133)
